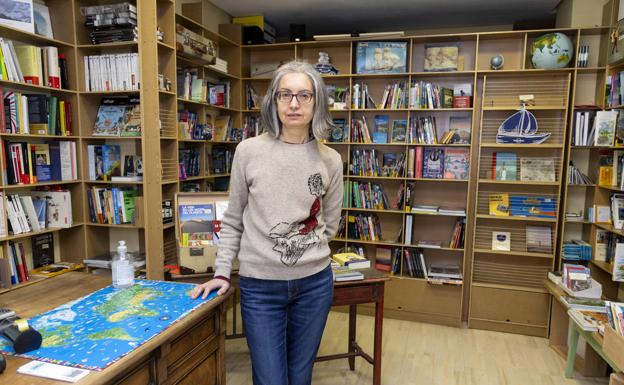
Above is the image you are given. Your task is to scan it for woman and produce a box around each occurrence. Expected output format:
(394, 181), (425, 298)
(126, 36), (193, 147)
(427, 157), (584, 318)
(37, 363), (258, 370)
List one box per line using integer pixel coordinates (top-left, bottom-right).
(191, 60), (344, 385)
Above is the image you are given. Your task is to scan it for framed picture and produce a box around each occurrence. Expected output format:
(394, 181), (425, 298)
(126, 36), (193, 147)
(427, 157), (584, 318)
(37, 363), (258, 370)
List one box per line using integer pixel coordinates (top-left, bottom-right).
(355, 41), (407, 74)
(424, 43), (459, 72)
(0, 0), (34, 34)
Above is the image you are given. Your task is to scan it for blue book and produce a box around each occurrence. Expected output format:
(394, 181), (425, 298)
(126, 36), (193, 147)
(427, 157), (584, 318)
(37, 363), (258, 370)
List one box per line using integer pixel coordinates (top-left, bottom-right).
(36, 164), (52, 182)
(373, 115), (389, 143)
(48, 141), (62, 181)
(495, 152), (517, 181)
(102, 145), (121, 181)
(32, 198), (47, 228)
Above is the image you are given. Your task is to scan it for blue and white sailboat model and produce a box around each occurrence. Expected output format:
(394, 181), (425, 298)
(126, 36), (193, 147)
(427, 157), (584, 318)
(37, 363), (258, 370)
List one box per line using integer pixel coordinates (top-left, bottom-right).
(495, 103), (550, 144)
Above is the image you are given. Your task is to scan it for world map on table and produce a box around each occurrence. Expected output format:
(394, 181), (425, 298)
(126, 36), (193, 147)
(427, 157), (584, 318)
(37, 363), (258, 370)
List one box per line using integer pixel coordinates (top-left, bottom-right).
(0, 280), (217, 370)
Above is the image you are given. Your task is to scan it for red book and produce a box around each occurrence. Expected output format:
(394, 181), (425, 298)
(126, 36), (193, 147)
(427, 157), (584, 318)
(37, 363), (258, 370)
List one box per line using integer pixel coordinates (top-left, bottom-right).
(18, 242), (29, 281)
(0, 86), (4, 133)
(415, 147), (423, 178)
(491, 152), (497, 180)
(65, 101), (72, 136)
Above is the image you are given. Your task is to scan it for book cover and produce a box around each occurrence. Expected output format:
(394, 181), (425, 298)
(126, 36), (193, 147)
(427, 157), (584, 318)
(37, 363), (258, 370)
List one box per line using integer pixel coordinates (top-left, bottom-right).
(355, 41), (407, 74)
(520, 157), (555, 182)
(594, 110), (618, 146)
(179, 203), (216, 247)
(92, 97), (129, 136)
(381, 153), (398, 177)
(495, 152), (517, 181)
(391, 119), (407, 143)
(422, 148), (444, 179)
(443, 148), (469, 180)
(373, 114), (389, 143)
(492, 231), (511, 251)
(101, 144), (121, 180)
(448, 116), (471, 144)
(489, 193), (510, 216)
(31, 233), (54, 268)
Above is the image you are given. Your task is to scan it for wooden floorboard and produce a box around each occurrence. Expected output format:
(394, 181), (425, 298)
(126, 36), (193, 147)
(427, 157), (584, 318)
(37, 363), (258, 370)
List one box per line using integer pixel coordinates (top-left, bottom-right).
(225, 311), (610, 385)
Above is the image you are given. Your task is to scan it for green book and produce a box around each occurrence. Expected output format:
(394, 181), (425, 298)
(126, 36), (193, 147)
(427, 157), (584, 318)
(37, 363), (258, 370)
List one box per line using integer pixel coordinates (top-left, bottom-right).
(48, 95), (58, 135)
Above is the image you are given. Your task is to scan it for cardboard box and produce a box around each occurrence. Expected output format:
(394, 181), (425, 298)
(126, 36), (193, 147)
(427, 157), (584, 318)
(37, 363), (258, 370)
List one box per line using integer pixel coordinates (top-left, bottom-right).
(603, 326), (624, 371)
(175, 192), (238, 274)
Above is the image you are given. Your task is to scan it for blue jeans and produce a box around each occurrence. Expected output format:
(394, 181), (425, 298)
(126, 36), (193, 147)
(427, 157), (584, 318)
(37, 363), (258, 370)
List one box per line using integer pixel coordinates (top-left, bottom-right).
(239, 265), (334, 385)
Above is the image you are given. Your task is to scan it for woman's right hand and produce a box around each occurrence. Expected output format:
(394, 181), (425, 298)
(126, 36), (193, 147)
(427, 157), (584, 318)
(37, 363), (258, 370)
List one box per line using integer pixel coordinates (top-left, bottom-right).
(190, 278), (231, 299)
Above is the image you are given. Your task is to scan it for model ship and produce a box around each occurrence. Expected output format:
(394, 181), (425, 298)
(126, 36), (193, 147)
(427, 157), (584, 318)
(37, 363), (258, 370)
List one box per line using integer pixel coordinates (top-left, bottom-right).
(496, 103), (550, 144)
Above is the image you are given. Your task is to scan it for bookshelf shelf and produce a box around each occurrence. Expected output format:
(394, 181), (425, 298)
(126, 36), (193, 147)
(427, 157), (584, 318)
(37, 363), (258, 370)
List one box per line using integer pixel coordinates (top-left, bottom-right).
(157, 41), (175, 51)
(79, 90), (140, 95)
(351, 73), (411, 79)
(349, 142), (406, 146)
(408, 211), (466, 217)
(0, 134), (78, 139)
(480, 144), (564, 149)
(1, 222), (84, 243)
(2, 180), (82, 190)
(477, 179), (560, 186)
(473, 249), (554, 259)
(0, 275), (48, 296)
(348, 207), (405, 214)
(203, 65), (239, 79)
(163, 222), (175, 230)
(407, 178), (468, 183)
(410, 108), (473, 112)
(591, 260), (613, 274)
(76, 41), (139, 49)
(174, 12), (239, 46)
(597, 185), (624, 193)
(346, 239), (402, 247)
(0, 24), (74, 47)
(567, 184), (596, 187)
(475, 214), (557, 223)
(348, 175), (404, 181)
(471, 282), (548, 294)
(86, 223), (143, 229)
(0, 80), (77, 94)
(406, 143), (471, 147)
(81, 136), (142, 140)
(84, 180), (144, 185)
(410, 70), (476, 76)
(159, 90), (177, 96)
(482, 106), (567, 111)
(593, 223), (624, 237)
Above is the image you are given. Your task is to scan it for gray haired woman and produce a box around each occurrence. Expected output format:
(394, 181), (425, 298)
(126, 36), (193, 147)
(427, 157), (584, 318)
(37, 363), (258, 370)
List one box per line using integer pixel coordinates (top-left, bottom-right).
(191, 60), (344, 385)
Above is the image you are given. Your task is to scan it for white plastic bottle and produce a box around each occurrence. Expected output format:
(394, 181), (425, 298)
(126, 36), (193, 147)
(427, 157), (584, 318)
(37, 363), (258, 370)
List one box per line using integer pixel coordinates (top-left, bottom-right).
(112, 240), (134, 289)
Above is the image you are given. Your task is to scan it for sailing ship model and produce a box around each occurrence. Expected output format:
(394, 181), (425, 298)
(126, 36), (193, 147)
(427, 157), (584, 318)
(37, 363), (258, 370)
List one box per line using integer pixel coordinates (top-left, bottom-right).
(496, 103), (550, 144)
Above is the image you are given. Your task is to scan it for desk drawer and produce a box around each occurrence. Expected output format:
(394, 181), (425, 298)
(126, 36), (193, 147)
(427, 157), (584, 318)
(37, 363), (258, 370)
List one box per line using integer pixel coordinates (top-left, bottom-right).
(333, 284), (379, 306)
(168, 312), (216, 367)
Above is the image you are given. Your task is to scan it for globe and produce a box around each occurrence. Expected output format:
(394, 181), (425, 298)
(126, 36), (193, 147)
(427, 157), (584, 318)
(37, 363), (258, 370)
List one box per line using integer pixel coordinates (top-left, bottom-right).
(490, 55), (504, 70)
(530, 32), (573, 69)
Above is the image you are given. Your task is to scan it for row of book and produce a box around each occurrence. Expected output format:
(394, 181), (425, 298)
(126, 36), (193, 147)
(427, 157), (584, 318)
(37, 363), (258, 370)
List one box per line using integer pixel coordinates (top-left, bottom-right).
(350, 151), (408, 178)
(344, 181), (391, 210)
(344, 115), (471, 145)
(0, 38), (64, 89)
(403, 215), (465, 248)
(406, 147), (470, 180)
(409, 82), (472, 109)
(179, 147), (201, 179)
(3, 240), (30, 285)
(562, 240), (593, 261)
(84, 53), (140, 92)
(2, 140), (77, 185)
(81, 2), (138, 44)
(177, 111), (231, 141)
(2, 190), (73, 237)
(568, 161), (593, 185)
(398, 248), (464, 285)
(93, 96), (141, 137)
(177, 69), (231, 108)
(87, 145), (142, 182)
(489, 152), (556, 182)
(490, 226), (552, 254)
(489, 193), (557, 219)
(86, 187), (138, 225)
(599, 150), (624, 189)
(2, 91), (72, 136)
(345, 213), (383, 241)
(606, 71), (624, 109)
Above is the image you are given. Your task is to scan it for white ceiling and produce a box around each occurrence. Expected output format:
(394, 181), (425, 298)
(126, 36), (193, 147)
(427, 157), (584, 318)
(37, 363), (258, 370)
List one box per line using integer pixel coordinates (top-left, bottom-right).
(211, 0), (561, 38)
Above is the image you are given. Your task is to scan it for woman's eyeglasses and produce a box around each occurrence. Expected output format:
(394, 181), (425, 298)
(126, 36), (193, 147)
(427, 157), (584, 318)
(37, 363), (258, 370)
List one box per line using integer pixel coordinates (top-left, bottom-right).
(275, 91), (314, 104)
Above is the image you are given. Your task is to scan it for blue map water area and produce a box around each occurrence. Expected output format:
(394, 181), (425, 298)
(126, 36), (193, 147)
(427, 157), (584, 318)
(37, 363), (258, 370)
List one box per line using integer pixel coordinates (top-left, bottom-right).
(0, 279), (217, 370)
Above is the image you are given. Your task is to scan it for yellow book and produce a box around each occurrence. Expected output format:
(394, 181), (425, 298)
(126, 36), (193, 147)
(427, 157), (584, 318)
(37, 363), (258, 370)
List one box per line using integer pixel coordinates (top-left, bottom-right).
(14, 45), (41, 86)
(59, 100), (66, 136)
(489, 193), (509, 216)
(0, 44), (7, 80)
(331, 252), (370, 269)
(599, 166), (613, 186)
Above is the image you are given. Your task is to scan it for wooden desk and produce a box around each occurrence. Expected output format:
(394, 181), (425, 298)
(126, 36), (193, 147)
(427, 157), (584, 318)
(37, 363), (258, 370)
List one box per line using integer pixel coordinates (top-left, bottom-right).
(565, 318), (622, 378)
(316, 269), (390, 385)
(0, 272), (232, 385)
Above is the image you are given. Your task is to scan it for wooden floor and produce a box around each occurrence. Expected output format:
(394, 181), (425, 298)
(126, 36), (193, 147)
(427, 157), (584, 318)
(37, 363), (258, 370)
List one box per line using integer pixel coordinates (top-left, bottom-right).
(225, 311), (609, 385)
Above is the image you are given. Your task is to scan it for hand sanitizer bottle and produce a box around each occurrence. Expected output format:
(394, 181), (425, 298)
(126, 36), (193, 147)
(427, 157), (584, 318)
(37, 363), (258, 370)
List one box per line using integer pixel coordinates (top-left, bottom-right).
(112, 240), (134, 289)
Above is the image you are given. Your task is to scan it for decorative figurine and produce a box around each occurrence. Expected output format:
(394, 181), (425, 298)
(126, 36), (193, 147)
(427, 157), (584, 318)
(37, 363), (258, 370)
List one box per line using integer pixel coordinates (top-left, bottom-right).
(314, 52), (339, 75)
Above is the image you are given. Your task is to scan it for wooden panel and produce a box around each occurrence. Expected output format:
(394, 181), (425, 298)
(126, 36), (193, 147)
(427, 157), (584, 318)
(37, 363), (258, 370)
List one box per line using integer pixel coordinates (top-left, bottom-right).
(114, 358), (156, 385)
(333, 284), (379, 306)
(469, 318), (548, 337)
(168, 312), (217, 367)
(470, 285), (549, 326)
(169, 335), (220, 385)
(384, 277), (461, 317)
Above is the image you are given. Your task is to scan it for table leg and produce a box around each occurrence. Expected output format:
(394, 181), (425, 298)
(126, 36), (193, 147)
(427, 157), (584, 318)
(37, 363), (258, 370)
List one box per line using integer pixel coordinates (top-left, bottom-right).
(565, 323), (580, 379)
(348, 304), (357, 370)
(373, 287), (384, 385)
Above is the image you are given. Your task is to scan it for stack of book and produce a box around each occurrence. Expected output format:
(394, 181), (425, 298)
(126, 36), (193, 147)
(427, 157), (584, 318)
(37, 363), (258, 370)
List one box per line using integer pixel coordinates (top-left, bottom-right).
(346, 213), (382, 241)
(2, 92), (72, 136)
(210, 147), (233, 174)
(4, 190), (72, 236)
(86, 187), (138, 225)
(0, 39), (63, 88)
(93, 96), (141, 137)
(208, 58), (229, 74)
(350, 149), (381, 176)
(449, 218), (466, 249)
(411, 204), (439, 214)
(401, 248), (427, 278)
(427, 264), (463, 285)
(3, 140), (77, 185)
(568, 161), (593, 185)
(562, 240), (593, 261)
(606, 302), (624, 336)
(572, 110), (596, 146)
(406, 147), (470, 180)
(84, 53), (140, 91)
(178, 147), (201, 179)
(81, 2), (138, 44)
(408, 81), (453, 109)
(346, 181), (390, 210)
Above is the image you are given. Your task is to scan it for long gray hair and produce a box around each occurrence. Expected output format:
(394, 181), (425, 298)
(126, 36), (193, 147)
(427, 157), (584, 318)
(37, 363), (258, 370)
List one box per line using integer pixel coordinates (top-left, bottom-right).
(260, 60), (333, 140)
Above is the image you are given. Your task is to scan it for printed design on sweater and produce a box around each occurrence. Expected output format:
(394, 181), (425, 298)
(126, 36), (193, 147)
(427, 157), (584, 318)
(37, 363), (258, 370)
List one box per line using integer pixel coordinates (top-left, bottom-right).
(269, 173), (325, 267)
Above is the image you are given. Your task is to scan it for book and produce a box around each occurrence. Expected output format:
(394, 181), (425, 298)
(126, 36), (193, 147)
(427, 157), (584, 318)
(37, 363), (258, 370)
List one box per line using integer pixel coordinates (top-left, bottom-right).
(33, 1), (53, 38)
(448, 116), (471, 144)
(422, 148), (444, 179)
(332, 252), (370, 269)
(372, 115), (389, 143)
(17, 360), (90, 382)
(179, 203), (216, 247)
(93, 97), (129, 136)
(494, 152), (517, 181)
(443, 148), (469, 180)
(526, 226), (552, 254)
(391, 119), (407, 143)
(492, 231), (511, 251)
(374, 245), (392, 271)
(333, 269), (364, 282)
(489, 193), (509, 216)
(101, 144), (121, 180)
(614, 243), (624, 282)
(0, 0), (35, 34)
(520, 157), (555, 182)
(427, 264), (462, 279)
(568, 308), (610, 333)
(31, 232), (54, 268)
(594, 110), (618, 146)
